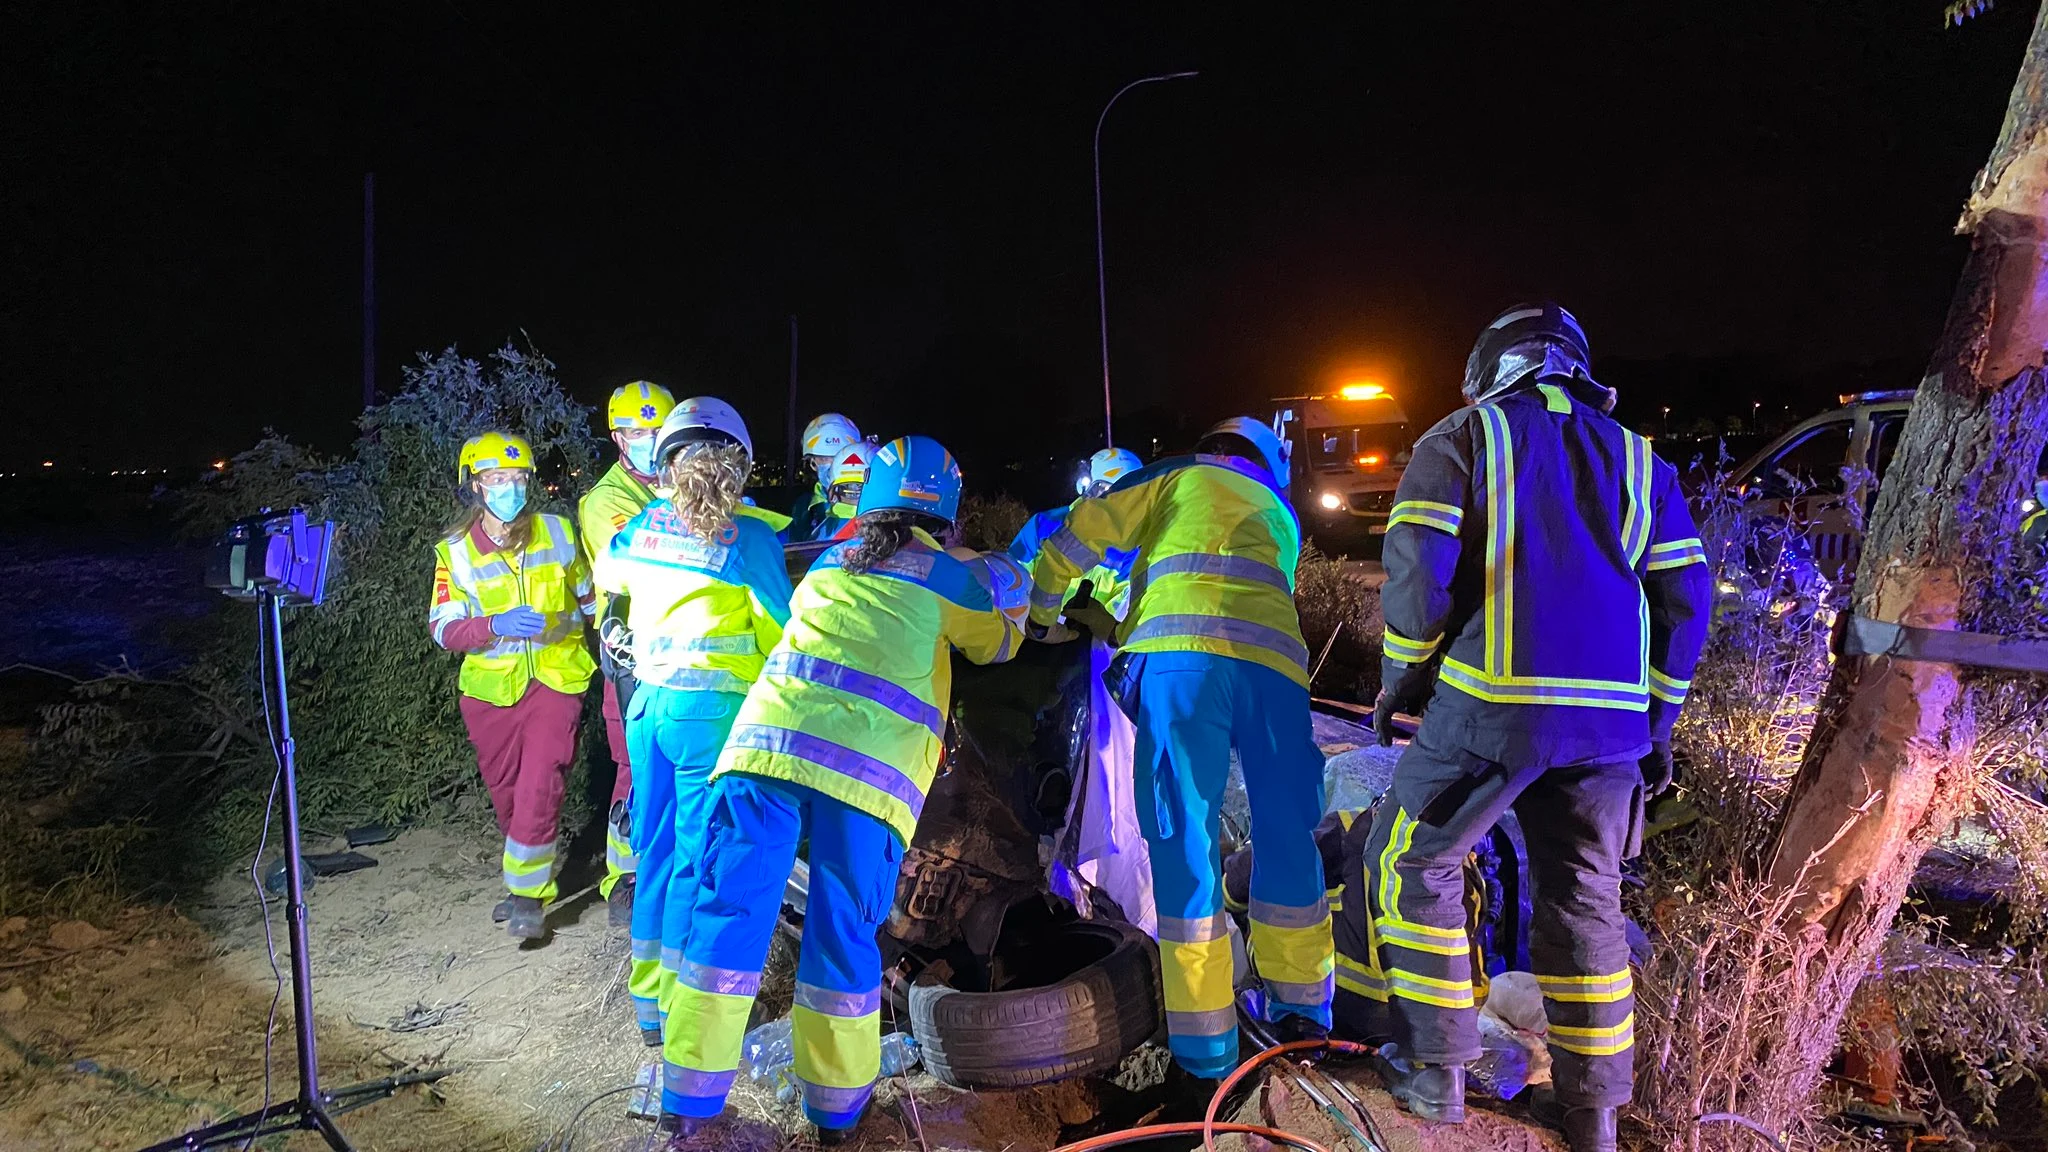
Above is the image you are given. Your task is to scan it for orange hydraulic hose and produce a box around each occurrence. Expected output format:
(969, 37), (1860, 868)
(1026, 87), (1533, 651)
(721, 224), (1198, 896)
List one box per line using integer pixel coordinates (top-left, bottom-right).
(1049, 1121), (1331, 1152)
(1203, 1040), (1377, 1152)
(1048, 1038), (1378, 1152)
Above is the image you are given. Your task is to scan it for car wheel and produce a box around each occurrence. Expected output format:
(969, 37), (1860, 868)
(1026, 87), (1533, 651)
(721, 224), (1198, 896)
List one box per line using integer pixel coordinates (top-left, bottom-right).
(907, 919), (1162, 1088)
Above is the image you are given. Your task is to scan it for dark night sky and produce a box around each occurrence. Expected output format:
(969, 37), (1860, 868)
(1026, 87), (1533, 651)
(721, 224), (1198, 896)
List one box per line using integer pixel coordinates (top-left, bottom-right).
(3, 2), (2038, 481)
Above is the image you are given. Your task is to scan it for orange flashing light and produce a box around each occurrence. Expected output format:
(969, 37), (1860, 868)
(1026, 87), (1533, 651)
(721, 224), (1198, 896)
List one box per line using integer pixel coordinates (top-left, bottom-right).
(1355, 453), (1384, 468)
(1338, 382), (1388, 401)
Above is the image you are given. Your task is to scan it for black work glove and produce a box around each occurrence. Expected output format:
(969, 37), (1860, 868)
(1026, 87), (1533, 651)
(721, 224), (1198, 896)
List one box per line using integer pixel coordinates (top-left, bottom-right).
(1372, 689), (1416, 747)
(1639, 740), (1675, 798)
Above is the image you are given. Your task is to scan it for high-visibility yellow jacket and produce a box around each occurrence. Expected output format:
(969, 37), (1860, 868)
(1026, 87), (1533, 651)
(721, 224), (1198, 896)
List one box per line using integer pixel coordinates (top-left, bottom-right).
(577, 462), (657, 620)
(592, 503), (794, 693)
(429, 514), (598, 706)
(1008, 505), (1136, 620)
(715, 529), (1024, 845)
(1028, 455), (1310, 688)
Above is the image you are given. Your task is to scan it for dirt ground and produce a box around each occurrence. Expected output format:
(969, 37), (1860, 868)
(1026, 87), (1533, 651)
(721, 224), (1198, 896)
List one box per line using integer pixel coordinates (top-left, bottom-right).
(0, 729), (1570, 1152)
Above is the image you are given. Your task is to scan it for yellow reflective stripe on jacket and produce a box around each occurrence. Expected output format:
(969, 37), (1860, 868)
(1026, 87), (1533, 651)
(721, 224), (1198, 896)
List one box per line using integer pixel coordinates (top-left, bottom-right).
(1382, 626), (1441, 664)
(1388, 499), (1464, 535)
(1031, 457), (1310, 687)
(434, 514), (596, 706)
(716, 529), (1020, 844)
(1648, 666), (1690, 705)
(1444, 404), (1653, 711)
(596, 505), (791, 693)
(1646, 536), (1708, 571)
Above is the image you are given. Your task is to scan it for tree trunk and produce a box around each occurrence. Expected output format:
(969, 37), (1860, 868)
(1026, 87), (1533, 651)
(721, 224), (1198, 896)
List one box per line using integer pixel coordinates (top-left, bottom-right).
(1746, 1), (2048, 1124)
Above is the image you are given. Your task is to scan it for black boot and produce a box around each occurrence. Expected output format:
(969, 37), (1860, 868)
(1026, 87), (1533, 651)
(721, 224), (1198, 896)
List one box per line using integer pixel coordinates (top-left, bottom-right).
(640, 1022), (664, 1047)
(656, 1111), (714, 1149)
(1374, 1045), (1465, 1123)
(491, 897), (512, 924)
(506, 895), (546, 941)
(607, 874), (635, 930)
(1269, 1012), (1331, 1062)
(1528, 1087), (1619, 1152)
(812, 1100), (872, 1147)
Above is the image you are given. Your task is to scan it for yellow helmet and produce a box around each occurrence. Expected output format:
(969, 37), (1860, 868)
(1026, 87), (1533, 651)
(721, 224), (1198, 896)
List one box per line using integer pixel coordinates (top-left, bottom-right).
(608, 381), (676, 430)
(458, 431), (536, 481)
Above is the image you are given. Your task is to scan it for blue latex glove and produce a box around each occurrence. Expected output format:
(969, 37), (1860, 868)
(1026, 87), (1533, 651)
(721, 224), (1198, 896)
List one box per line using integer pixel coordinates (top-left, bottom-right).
(491, 606), (546, 639)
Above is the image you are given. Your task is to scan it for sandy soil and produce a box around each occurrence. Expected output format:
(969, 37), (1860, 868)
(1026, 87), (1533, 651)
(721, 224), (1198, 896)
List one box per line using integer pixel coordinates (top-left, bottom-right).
(0, 723), (1569, 1152)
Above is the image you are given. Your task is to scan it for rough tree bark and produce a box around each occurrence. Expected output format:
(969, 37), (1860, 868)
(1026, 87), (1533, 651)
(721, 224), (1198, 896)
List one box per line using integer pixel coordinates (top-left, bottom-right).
(1750, 0), (2048, 1123)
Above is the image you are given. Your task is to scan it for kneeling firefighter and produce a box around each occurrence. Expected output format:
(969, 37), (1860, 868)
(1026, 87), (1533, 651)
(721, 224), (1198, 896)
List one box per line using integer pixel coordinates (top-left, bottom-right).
(593, 397), (794, 1047)
(659, 435), (1026, 1145)
(579, 380), (679, 926)
(1366, 304), (1712, 1152)
(1025, 421), (1336, 1080)
(428, 431), (597, 941)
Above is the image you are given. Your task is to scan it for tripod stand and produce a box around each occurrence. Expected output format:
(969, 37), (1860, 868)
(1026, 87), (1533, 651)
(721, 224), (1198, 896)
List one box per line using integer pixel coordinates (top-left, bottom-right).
(141, 591), (451, 1152)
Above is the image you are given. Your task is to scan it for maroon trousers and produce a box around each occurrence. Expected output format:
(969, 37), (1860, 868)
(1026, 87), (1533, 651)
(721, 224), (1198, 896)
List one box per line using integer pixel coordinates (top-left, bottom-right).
(459, 682), (585, 854)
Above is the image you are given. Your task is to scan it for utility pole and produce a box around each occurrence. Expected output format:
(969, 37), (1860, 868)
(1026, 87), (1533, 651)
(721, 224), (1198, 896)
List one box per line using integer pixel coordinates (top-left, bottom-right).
(786, 315), (800, 485)
(362, 173), (377, 410)
(1094, 70), (1197, 449)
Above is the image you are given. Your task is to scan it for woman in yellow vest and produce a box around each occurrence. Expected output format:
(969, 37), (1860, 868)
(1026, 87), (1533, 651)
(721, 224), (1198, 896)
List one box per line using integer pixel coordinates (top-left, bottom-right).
(658, 435), (1025, 1146)
(428, 431), (597, 940)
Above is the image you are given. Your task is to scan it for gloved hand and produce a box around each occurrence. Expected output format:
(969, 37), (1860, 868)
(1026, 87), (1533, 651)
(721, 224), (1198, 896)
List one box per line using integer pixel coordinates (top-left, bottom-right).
(491, 605), (547, 639)
(1030, 620), (1081, 645)
(1062, 598), (1119, 643)
(1372, 688), (1420, 747)
(1639, 740), (1675, 798)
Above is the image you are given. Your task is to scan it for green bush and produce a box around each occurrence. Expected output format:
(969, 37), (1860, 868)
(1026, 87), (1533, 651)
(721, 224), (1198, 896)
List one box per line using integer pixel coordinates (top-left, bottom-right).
(1294, 544), (1384, 700)
(19, 344), (605, 886)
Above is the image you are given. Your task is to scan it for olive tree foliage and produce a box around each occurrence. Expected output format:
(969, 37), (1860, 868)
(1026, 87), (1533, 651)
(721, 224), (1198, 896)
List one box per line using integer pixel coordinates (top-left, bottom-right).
(125, 345), (596, 865)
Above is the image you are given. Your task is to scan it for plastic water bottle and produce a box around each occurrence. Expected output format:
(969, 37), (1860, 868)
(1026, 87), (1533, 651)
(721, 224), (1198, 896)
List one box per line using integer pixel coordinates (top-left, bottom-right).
(741, 1018), (796, 1101)
(878, 1032), (921, 1076)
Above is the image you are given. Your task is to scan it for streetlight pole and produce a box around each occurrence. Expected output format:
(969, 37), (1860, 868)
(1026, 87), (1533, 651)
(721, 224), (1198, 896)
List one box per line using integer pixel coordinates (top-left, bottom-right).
(1095, 70), (1197, 449)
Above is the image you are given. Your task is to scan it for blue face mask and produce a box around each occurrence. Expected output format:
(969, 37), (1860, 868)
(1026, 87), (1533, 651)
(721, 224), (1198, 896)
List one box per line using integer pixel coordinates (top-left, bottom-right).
(480, 478), (528, 522)
(625, 436), (659, 476)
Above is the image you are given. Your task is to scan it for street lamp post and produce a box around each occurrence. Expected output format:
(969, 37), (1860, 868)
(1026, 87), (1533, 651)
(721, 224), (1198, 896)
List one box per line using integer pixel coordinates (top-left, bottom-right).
(1095, 70), (1198, 449)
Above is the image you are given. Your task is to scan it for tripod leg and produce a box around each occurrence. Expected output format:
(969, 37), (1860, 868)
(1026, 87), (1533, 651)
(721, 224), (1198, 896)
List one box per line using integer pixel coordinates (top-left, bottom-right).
(306, 1102), (354, 1152)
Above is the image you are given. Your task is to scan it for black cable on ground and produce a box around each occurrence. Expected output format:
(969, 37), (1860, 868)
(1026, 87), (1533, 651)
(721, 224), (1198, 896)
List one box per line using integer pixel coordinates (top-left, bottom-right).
(541, 1083), (644, 1152)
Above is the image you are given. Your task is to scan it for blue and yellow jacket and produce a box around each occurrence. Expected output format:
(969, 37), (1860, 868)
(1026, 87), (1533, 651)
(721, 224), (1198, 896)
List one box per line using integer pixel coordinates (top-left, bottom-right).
(1027, 455), (1309, 687)
(1008, 504), (1137, 619)
(592, 502), (794, 694)
(716, 529), (1024, 845)
(1380, 375), (1713, 767)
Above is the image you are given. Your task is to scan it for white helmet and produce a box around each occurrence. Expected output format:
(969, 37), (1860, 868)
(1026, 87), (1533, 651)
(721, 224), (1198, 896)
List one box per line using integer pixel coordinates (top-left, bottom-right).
(1076, 447), (1142, 497)
(1199, 417), (1291, 490)
(656, 396), (753, 467)
(824, 442), (871, 490)
(801, 413), (861, 461)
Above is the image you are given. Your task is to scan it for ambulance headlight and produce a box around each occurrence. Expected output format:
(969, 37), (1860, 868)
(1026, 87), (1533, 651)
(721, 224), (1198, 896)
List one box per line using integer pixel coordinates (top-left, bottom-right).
(1318, 491), (1344, 511)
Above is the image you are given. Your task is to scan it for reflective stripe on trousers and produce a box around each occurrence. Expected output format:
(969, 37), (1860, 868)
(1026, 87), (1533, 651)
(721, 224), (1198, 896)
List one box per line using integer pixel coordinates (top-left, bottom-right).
(1362, 729), (1640, 1107)
(1125, 652), (1332, 1079)
(663, 775), (899, 1132)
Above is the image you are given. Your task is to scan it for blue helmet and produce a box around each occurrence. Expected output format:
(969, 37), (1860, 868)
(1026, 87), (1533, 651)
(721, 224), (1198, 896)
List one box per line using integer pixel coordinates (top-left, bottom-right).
(859, 435), (963, 524)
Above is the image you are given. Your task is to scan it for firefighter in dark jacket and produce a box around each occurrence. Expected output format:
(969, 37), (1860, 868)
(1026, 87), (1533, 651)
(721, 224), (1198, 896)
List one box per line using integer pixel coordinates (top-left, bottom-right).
(1364, 304), (1712, 1152)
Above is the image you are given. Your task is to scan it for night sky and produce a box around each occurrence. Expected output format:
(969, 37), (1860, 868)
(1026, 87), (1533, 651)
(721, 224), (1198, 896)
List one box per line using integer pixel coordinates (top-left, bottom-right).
(4, 3), (2038, 483)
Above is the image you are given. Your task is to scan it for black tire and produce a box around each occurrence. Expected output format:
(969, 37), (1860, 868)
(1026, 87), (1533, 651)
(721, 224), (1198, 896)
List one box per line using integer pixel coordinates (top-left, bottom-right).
(908, 919), (1162, 1088)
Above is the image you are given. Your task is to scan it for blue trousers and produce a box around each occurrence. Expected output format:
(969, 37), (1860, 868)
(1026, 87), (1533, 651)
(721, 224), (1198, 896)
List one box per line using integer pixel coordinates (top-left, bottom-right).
(662, 774), (901, 1131)
(624, 686), (744, 1031)
(1119, 651), (1335, 1079)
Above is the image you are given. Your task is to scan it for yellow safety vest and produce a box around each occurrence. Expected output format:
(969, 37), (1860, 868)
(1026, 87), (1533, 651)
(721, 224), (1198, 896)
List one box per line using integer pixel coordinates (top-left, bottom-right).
(430, 513), (597, 706)
(592, 504), (794, 693)
(577, 463), (656, 619)
(1028, 456), (1310, 688)
(715, 528), (1023, 845)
